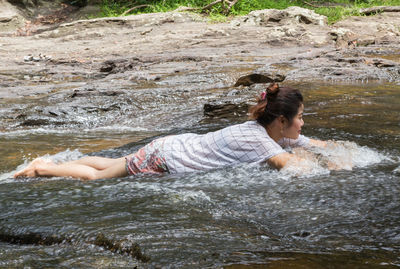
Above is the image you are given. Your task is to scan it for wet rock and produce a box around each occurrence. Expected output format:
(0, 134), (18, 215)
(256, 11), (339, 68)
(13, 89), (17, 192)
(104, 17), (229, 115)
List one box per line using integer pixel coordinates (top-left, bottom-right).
(20, 118), (49, 126)
(292, 231), (311, 238)
(99, 103), (120, 112)
(19, 118), (68, 126)
(227, 89), (240, 96)
(99, 58), (140, 74)
(99, 60), (117, 73)
(0, 230), (148, 263)
(203, 102), (249, 118)
(335, 57), (364, 64)
(0, 231), (68, 246)
(370, 58), (397, 68)
(128, 72), (160, 82)
(70, 88), (124, 98)
(234, 73), (285, 87)
(44, 108), (68, 117)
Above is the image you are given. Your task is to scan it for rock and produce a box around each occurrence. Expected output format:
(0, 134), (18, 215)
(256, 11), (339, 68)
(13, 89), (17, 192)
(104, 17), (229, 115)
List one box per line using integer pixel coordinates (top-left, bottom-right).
(227, 89), (240, 96)
(234, 73), (285, 87)
(0, 0), (26, 32)
(231, 7), (327, 27)
(285, 6), (327, 26)
(330, 29), (358, 50)
(23, 55), (33, 62)
(332, 13), (400, 47)
(292, 231), (311, 237)
(23, 53), (51, 62)
(71, 88), (124, 98)
(20, 118), (49, 126)
(375, 34), (398, 45)
(357, 37), (376, 47)
(371, 58), (397, 68)
(203, 102), (249, 119)
(36, 12), (205, 39)
(278, 48), (400, 82)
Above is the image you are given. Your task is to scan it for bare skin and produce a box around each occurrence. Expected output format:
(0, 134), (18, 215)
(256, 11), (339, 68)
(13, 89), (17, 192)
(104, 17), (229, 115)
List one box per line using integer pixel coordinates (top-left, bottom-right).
(14, 156), (129, 180)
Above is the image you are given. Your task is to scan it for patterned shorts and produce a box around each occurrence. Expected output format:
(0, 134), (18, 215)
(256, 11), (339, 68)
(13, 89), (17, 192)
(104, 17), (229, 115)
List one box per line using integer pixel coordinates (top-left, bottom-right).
(125, 137), (170, 175)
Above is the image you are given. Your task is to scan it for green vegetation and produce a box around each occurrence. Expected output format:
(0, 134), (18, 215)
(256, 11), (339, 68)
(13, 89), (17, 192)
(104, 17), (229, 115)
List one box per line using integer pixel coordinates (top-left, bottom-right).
(98, 0), (400, 23)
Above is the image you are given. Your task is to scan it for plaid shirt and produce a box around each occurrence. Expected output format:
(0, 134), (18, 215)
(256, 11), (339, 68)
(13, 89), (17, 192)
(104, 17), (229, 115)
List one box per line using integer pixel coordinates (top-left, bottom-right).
(162, 121), (309, 174)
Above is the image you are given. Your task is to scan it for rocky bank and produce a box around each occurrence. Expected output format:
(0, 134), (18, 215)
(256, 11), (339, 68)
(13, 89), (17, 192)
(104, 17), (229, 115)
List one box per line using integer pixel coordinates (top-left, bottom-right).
(0, 2), (399, 125)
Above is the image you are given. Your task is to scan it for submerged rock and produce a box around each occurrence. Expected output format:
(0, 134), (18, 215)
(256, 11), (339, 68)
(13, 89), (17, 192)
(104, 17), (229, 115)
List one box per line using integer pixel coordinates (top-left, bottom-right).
(94, 233), (150, 263)
(0, 230), (149, 263)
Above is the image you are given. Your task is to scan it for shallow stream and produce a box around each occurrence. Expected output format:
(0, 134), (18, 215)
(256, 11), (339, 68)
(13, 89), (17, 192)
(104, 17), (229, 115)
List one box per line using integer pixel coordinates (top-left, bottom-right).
(0, 66), (399, 267)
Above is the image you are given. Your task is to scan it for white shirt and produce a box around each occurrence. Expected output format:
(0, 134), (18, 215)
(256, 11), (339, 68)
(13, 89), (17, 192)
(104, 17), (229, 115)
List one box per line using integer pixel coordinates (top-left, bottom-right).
(161, 121), (310, 174)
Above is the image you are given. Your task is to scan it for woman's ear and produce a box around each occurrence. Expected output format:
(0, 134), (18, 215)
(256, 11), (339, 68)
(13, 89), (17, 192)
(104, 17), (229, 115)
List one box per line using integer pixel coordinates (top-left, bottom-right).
(279, 115), (287, 125)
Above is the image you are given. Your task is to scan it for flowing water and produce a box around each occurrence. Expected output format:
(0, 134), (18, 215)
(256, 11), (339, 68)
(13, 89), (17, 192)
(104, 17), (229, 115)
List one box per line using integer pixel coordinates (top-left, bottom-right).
(0, 67), (399, 268)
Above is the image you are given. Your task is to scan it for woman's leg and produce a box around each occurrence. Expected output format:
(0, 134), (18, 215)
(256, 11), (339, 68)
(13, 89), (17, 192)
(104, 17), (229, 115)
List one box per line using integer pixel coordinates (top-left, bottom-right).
(63, 156), (128, 170)
(14, 157), (128, 180)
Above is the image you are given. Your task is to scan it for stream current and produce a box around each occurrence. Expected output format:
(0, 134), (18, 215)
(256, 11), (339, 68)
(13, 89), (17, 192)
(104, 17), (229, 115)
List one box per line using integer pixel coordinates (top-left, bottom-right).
(0, 65), (399, 267)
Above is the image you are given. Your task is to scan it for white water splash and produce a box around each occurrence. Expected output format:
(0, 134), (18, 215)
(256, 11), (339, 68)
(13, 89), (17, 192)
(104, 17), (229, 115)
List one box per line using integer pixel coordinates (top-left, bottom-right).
(281, 140), (388, 177)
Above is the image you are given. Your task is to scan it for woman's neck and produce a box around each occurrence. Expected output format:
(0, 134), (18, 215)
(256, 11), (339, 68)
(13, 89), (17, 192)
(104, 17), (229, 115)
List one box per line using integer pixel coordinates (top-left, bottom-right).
(264, 123), (283, 143)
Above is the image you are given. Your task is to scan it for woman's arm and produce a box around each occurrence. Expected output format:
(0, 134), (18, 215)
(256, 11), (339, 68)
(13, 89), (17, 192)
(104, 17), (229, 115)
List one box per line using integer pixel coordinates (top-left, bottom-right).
(308, 138), (327, 148)
(267, 152), (302, 170)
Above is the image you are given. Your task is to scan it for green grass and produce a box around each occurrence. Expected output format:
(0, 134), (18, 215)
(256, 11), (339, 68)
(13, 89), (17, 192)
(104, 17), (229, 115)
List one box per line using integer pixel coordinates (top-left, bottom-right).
(98, 0), (400, 24)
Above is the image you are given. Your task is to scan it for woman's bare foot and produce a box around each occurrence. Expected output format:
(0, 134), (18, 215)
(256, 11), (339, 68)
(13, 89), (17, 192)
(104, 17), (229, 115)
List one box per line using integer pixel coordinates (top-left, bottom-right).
(13, 158), (54, 178)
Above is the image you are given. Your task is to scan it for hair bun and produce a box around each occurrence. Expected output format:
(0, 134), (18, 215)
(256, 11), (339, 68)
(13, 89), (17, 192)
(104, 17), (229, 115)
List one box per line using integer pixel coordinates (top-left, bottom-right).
(266, 83), (279, 95)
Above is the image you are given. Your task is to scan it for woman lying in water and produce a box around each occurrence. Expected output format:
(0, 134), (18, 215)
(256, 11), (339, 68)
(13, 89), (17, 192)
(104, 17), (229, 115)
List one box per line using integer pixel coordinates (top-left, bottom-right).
(14, 83), (327, 180)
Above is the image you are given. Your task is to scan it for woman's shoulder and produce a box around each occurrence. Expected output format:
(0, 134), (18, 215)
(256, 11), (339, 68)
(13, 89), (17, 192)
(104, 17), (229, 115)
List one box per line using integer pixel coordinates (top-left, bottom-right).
(226, 120), (263, 130)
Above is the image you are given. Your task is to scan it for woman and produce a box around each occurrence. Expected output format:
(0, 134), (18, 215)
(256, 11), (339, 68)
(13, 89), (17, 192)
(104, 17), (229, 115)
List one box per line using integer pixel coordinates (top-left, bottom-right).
(14, 83), (326, 180)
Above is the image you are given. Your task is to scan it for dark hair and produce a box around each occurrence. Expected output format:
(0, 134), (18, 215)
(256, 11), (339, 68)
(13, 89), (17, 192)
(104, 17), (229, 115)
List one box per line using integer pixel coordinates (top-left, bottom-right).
(249, 83), (303, 126)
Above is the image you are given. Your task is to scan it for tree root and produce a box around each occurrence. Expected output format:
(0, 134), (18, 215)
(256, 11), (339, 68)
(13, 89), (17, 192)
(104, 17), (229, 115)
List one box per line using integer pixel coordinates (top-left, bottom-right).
(302, 1), (351, 8)
(176, 0), (239, 15)
(359, 6), (400, 15)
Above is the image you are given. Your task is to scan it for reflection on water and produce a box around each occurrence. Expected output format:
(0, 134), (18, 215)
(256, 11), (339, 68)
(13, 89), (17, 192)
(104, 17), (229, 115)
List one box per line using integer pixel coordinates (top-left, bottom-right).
(0, 82), (399, 267)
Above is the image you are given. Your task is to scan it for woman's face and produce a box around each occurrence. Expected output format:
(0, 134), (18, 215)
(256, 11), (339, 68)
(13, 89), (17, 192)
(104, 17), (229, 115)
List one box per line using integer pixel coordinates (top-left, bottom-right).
(283, 103), (304, 139)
